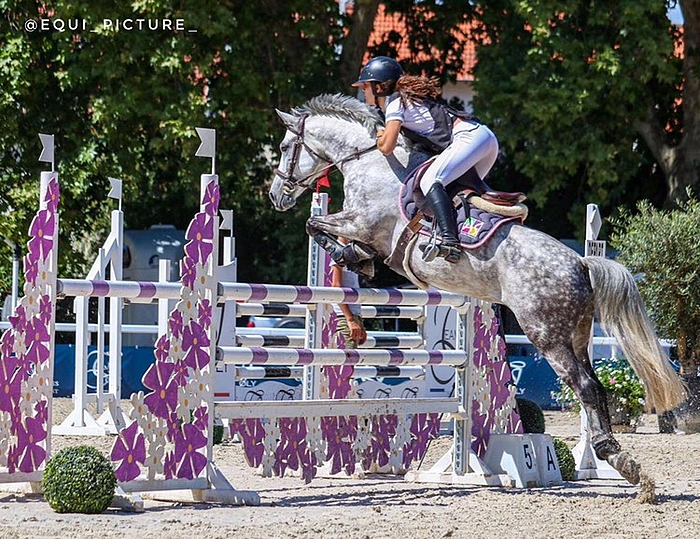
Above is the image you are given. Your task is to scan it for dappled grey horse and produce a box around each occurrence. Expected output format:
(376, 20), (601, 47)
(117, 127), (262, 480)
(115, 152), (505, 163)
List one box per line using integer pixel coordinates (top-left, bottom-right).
(269, 93), (685, 488)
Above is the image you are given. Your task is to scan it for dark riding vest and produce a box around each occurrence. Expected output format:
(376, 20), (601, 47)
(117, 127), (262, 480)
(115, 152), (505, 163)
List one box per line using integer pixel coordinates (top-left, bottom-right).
(389, 92), (478, 155)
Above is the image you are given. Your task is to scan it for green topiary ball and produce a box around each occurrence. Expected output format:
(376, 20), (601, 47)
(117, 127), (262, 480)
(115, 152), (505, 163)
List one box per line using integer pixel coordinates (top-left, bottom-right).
(516, 397), (546, 433)
(553, 438), (576, 481)
(42, 445), (116, 514)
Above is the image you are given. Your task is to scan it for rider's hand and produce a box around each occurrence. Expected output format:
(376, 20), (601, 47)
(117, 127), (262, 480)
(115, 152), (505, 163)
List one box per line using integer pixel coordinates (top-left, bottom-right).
(376, 128), (386, 145)
(349, 319), (367, 345)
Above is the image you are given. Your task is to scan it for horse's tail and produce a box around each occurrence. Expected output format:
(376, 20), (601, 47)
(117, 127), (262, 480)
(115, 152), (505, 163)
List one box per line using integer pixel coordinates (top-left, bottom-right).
(582, 256), (686, 413)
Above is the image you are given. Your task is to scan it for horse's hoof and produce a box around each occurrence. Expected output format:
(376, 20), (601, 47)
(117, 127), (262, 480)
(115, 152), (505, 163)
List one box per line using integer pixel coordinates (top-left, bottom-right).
(606, 451), (641, 485)
(312, 232), (330, 248)
(637, 472), (656, 504)
(348, 260), (375, 278)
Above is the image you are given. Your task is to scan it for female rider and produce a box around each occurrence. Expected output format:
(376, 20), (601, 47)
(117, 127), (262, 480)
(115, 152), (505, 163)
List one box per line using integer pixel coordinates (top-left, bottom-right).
(352, 56), (499, 263)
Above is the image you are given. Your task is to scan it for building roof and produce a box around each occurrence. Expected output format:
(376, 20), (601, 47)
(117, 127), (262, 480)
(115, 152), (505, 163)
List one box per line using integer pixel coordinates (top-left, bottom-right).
(367, 4), (476, 82)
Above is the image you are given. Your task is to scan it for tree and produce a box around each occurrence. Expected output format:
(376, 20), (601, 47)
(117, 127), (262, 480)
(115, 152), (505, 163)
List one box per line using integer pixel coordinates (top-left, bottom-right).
(344, 0), (476, 86)
(471, 1), (692, 237)
(0, 1), (346, 286)
(610, 197), (700, 375)
(0, 0), (477, 290)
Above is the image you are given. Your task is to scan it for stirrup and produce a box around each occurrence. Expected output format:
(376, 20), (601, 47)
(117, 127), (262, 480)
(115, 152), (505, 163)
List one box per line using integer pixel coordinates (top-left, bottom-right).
(419, 239), (461, 264)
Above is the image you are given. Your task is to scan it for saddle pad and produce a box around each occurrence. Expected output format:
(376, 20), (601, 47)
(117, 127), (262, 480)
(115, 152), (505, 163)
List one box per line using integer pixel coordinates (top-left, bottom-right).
(452, 203), (521, 249)
(399, 183), (521, 250)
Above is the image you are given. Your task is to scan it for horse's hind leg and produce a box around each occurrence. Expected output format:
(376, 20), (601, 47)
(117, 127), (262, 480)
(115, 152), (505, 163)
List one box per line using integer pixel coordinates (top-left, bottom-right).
(570, 321), (646, 484)
(544, 327), (642, 485)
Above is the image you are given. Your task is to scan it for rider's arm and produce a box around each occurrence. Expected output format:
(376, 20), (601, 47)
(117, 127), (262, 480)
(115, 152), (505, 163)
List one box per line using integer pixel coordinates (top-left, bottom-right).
(331, 263), (366, 343)
(377, 120), (402, 155)
(331, 265), (353, 319)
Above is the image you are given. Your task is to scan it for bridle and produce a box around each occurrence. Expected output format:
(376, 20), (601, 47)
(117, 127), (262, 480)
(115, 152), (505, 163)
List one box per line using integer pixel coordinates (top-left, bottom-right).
(274, 113), (378, 193)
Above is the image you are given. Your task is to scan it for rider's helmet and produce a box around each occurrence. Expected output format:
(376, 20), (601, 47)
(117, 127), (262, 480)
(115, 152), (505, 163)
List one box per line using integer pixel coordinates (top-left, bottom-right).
(352, 56), (404, 95)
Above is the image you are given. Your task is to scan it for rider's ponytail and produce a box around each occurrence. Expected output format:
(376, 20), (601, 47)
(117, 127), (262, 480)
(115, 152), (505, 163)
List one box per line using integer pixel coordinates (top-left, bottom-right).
(395, 75), (441, 107)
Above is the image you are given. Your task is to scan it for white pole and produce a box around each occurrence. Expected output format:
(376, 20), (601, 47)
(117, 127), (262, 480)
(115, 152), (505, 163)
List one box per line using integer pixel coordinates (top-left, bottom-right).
(572, 203), (620, 479)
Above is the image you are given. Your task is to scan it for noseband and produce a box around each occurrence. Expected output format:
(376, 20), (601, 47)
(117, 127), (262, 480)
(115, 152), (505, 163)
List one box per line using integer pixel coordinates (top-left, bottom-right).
(274, 113), (378, 193)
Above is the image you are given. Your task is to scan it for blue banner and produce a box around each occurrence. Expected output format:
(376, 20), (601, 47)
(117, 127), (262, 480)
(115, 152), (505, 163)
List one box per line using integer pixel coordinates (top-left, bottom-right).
(54, 345), (153, 397)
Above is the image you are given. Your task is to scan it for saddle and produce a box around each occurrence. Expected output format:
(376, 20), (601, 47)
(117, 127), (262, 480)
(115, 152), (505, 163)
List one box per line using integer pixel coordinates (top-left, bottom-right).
(385, 160), (528, 286)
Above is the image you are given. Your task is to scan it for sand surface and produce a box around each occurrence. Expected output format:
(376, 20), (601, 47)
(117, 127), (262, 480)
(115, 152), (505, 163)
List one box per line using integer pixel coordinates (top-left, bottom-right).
(1, 400), (699, 539)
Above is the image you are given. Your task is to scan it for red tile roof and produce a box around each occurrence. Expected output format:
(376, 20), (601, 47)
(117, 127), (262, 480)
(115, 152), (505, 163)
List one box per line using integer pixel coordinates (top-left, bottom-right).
(366, 4), (476, 82)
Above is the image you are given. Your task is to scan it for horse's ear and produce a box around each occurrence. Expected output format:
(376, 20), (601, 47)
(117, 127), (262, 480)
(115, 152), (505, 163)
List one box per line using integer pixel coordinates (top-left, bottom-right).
(276, 109), (297, 129)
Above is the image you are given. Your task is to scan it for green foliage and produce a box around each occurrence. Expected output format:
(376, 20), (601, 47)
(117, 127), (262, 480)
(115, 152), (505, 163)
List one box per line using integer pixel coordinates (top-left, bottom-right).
(516, 397), (545, 433)
(610, 198), (700, 373)
(471, 0), (680, 237)
(552, 438), (576, 481)
(0, 1), (475, 286)
(213, 424), (224, 445)
(42, 445), (116, 514)
(553, 358), (646, 423)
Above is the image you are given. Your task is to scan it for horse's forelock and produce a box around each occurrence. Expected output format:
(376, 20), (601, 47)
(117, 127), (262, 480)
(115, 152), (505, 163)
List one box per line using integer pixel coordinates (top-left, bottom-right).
(292, 93), (382, 132)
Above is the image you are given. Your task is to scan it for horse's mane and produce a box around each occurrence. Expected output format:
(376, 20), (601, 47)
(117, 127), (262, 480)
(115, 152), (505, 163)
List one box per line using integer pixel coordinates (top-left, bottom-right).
(292, 93), (383, 134)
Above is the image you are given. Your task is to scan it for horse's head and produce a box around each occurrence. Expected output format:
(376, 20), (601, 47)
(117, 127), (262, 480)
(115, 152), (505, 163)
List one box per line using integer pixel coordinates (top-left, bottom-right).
(269, 94), (384, 212)
(269, 109), (331, 212)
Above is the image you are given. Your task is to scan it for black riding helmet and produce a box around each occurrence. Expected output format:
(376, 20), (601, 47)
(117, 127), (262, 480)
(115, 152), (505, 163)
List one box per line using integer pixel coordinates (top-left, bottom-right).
(352, 56), (403, 96)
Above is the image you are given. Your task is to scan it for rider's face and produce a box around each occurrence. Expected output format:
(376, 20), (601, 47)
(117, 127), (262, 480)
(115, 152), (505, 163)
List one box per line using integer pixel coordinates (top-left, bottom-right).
(359, 83), (377, 106)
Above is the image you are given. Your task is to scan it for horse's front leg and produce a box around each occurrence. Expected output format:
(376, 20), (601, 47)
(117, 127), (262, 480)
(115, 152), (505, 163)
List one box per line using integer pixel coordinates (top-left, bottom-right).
(306, 211), (377, 273)
(307, 209), (376, 243)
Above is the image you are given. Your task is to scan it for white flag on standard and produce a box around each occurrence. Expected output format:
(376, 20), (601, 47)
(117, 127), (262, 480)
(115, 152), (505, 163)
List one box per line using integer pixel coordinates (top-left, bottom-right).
(195, 127), (216, 158)
(38, 133), (55, 170)
(108, 177), (122, 200)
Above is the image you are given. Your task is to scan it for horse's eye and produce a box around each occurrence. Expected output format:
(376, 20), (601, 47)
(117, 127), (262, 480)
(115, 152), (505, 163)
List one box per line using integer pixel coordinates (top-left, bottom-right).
(280, 144), (289, 153)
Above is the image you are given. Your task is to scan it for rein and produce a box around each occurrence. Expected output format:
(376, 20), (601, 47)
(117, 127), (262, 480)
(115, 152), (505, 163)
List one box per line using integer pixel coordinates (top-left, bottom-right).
(274, 113), (378, 192)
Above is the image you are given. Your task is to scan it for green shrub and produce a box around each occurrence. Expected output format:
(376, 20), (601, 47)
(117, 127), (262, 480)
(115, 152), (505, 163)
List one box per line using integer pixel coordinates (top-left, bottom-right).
(611, 197), (700, 375)
(516, 397), (545, 433)
(213, 424), (224, 445)
(42, 445), (116, 514)
(553, 438), (576, 481)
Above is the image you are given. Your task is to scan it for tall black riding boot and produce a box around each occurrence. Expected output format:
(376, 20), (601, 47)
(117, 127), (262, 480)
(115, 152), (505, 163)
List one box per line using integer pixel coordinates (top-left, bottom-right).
(420, 183), (461, 263)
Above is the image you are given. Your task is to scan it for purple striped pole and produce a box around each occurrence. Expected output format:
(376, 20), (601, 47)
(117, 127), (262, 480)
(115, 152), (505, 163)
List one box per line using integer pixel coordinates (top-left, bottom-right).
(235, 333), (423, 349)
(57, 278), (181, 299)
(234, 365), (425, 380)
(217, 346), (466, 367)
(218, 282), (468, 308)
(235, 303), (424, 320)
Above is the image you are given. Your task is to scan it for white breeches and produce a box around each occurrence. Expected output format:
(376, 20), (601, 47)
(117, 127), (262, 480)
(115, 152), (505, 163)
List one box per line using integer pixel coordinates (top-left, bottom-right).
(419, 122), (499, 194)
